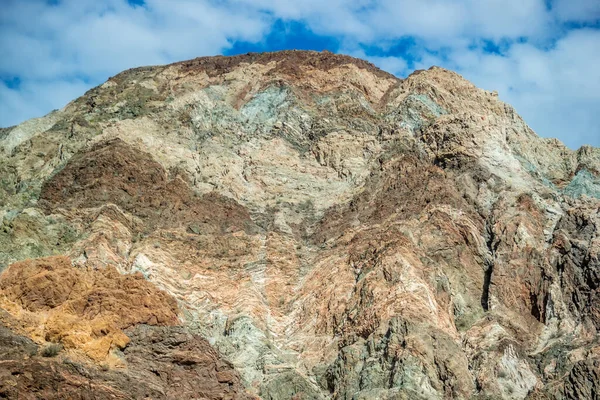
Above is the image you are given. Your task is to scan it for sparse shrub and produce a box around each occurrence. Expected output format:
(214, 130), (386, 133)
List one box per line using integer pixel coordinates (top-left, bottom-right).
(41, 343), (62, 357)
(59, 224), (79, 244)
(549, 330), (560, 339)
(298, 199), (314, 212)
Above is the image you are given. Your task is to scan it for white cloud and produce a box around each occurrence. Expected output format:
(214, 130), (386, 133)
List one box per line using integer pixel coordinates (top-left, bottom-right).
(0, 0), (271, 127)
(404, 28), (600, 148)
(0, 79), (90, 128)
(551, 0), (600, 22)
(233, 0), (555, 44)
(0, 0), (598, 148)
(342, 47), (410, 77)
(1, 0), (269, 80)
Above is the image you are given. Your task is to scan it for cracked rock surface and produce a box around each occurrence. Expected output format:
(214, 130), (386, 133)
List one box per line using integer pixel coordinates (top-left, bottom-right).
(0, 50), (599, 399)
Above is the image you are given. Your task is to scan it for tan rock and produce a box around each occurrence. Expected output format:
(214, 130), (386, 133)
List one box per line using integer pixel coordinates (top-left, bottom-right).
(1, 50), (599, 399)
(0, 256), (179, 361)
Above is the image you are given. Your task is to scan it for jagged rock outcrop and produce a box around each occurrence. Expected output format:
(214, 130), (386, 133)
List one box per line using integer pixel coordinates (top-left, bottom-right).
(0, 50), (599, 399)
(0, 310), (248, 399)
(0, 255), (180, 363)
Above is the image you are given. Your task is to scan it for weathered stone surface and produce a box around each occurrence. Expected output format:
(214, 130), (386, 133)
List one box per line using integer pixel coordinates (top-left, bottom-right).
(562, 358), (600, 399)
(0, 311), (249, 399)
(1, 50), (599, 399)
(0, 256), (179, 362)
(39, 138), (257, 236)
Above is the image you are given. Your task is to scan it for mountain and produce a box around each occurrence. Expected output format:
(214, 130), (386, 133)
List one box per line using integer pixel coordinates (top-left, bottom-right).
(0, 50), (599, 399)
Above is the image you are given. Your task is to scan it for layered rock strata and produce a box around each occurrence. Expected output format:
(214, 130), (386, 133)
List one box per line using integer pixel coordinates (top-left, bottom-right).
(0, 50), (599, 399)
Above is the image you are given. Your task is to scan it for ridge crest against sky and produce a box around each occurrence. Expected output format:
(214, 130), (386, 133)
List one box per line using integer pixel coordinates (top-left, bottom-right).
(1, 0), (599, 148)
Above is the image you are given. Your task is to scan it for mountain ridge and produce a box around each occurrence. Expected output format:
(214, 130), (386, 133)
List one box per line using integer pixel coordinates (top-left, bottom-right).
(0, 50), (599, 399)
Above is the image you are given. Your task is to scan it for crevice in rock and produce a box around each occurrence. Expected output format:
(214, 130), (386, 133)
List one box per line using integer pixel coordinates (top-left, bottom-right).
(481, 221), (497, 311)
(481, 265), (493, 311)
(530, 292), (549, 323)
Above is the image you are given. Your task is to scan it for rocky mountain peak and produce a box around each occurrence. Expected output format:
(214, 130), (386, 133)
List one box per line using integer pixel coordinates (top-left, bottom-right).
(173, 50), (399, 79)
(0, 51), (599, 399)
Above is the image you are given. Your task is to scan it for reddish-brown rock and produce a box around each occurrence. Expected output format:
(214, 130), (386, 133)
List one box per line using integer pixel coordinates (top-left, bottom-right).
(0, 312), (249, 399)
(1, 51), (599, 399)
(0, 256), (179, 362)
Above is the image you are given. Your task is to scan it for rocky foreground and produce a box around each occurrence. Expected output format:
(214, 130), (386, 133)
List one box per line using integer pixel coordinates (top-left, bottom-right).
(0, 50), (599, 399)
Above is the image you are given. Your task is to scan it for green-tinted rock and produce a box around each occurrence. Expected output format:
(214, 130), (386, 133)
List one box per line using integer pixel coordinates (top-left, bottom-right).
(564, 169), (600, 198)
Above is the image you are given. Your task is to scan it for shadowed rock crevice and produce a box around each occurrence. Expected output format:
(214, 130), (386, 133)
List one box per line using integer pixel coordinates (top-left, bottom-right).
(481, 266), (493, 312)
(481, 222), (497, 312)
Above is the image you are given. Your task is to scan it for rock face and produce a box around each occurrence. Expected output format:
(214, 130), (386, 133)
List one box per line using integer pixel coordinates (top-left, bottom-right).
(0, 50), (599, 399)
(0, 255), (180, 363)
(0, 310), (248, 399)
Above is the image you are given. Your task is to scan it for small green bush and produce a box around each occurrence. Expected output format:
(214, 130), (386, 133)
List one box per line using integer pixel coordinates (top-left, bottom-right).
(41, 343), (62, 357)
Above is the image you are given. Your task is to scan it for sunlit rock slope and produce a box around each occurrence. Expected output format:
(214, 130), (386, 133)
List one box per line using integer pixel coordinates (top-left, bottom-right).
(1, 50), (599, 399)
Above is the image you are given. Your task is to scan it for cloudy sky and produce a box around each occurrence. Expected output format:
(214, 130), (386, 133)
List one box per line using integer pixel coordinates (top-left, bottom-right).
(1, 0), (599, 148)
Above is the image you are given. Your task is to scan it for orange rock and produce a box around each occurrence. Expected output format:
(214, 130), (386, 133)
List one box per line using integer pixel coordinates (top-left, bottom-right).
(0, 256), (179, 361)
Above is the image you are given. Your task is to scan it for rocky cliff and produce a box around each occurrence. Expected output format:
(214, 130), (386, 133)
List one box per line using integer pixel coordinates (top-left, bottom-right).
(0, 50), (599, 399)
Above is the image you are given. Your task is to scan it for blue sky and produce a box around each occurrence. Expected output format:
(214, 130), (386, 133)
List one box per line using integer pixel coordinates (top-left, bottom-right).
(1, 0), (599, 148)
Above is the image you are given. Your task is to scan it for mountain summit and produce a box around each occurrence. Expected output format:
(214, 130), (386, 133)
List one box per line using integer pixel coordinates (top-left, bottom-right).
(0, 50), (599, 399)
